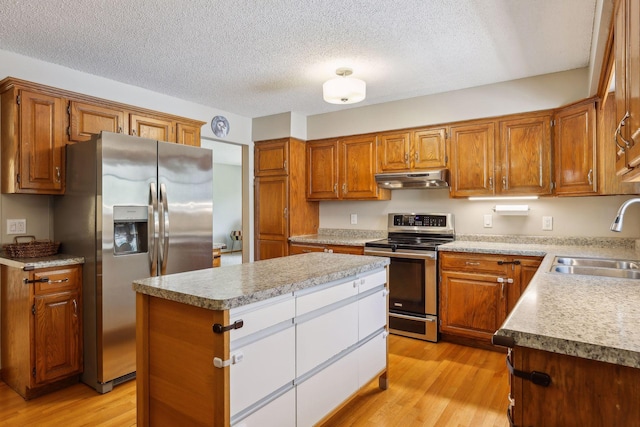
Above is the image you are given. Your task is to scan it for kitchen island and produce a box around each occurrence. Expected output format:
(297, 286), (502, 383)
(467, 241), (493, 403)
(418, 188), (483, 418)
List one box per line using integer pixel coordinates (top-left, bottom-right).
(133, 252), (390, 427)
(439, 236), (640, 426)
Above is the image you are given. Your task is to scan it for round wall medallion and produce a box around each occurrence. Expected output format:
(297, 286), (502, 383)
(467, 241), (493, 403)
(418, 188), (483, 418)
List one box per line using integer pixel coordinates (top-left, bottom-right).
(211, 115), (230, 138)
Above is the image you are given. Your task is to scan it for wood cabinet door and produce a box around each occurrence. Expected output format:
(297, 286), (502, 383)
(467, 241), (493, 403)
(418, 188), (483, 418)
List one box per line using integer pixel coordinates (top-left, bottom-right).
(449, 122), (495, 197)
(255, 139), (288, 177)
(624, 0), (640, 169)
(508, 257), (542, 315)
(378, 131), (411, 172)
(413, 127), (447, 169)
(255, 176), (288, 260)
(68, 101), (126, 143)
(306, 139), (339, 199)
(130, 114), (175, 142)
(439, 270), (506, 341)
(34, 290), (81, 384)
(615, 0), (633, 175)
(499, 114), (552, 195)
(18, 90), (65, 194)
(340, 135), (379, 199)
(176, 122), (201, 146)
(554, 101), (597, 195)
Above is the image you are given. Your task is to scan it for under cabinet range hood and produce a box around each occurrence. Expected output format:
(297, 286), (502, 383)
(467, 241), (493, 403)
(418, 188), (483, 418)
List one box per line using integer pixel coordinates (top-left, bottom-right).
(375, 169), (450, 189)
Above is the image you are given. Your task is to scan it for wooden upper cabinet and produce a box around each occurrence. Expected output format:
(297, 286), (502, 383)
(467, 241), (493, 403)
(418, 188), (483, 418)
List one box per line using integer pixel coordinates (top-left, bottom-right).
(176, 122), (200, 146)
(413, 128), (447, 169)
(499, 114), (552, 195)
(130, 114), (175, 142)
(68, 101), (126, 143)
(378, 127), (447, 172)
(306, 135), (390, 201)
(449, 121), (495, 197)
(554, 100), (597, 195)
(378, 131), (411, 172)
(0, 87), (65, 194)
(255, 138), (288, 177)
(341, 134), (380, 199)
(307, 138), (339, 199)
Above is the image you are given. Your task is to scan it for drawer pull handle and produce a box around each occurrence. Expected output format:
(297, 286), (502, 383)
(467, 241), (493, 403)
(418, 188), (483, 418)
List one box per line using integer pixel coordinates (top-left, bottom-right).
(23, 277), (69, 284)
(506, 355), (551, 387)
(465, 261), (480, 266)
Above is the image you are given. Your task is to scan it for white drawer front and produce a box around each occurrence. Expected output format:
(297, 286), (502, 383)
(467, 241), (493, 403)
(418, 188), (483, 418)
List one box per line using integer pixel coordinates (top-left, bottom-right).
(232, 388), (296, 427)
(296, 301), (358, 376)
(230, 295), (295, 341)
(358, 289), (387, 339)
(358, 269), (387, 293)
(230, 327), (295, 416)
(357, 331), (387, 388)
(296, 350), (358, 427)
(296, 279), (358, 316)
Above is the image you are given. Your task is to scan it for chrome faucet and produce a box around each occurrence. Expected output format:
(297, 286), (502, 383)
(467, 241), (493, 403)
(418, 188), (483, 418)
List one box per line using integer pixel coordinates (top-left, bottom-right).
(610, 198), (640, 232)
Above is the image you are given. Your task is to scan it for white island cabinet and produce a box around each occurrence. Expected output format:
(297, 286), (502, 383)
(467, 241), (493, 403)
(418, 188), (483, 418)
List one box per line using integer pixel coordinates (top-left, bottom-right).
(133, 253), (390, 427)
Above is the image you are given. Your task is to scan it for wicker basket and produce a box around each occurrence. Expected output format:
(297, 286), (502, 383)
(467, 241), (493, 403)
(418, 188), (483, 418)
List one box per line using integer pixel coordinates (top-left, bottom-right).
(3, 235), (60, 258)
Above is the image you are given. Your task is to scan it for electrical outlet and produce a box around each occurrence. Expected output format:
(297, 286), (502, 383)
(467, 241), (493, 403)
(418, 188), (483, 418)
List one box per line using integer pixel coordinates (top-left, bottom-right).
(542, 216), (553, 231)
(483, 214), (492, 228)
(7, 219), (26, 235)
(350, 213), (357, 225)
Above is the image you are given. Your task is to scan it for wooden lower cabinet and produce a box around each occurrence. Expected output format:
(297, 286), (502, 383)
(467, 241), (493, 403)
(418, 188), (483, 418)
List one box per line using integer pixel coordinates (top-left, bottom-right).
(136, 267), (388, 426)
(1, 264), (82, 399)
(508, 346), (640, 426)
(439, 252), (541, 343)
(289, 243), (364, 255)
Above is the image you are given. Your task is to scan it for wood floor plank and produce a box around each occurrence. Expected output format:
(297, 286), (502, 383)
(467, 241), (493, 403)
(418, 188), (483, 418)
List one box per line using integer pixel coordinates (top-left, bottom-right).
(0, 335), (508, 426)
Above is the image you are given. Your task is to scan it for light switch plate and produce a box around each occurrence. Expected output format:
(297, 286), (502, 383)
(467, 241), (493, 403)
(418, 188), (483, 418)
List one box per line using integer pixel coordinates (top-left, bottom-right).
(542, 216), (553, 231)
(7, 219), (26, 234)
(483, 214), (492, 228)
(350, 213), (357, 225)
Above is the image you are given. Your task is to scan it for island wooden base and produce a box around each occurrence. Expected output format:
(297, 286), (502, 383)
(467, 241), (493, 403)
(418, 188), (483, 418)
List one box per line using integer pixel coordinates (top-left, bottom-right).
(510, 346), (640, 426)
(137, 290), (388, 426)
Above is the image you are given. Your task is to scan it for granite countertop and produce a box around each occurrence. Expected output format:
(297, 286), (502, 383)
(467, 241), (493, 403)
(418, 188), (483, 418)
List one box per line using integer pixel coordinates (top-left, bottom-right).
(133, 252), (390, 311)
(289, 228), (386, 247)
(0, 253), (85, 269)
(439, 236), (640, 369)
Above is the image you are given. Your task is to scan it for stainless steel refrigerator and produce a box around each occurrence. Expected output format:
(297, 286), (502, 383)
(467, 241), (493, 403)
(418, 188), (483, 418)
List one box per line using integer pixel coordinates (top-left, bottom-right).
(54, 131), (213, 393)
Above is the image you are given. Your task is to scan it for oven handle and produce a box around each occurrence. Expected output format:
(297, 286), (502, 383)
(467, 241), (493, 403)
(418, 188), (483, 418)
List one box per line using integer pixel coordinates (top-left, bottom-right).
(364, 249), (436, 260)
(390, 312), (437, 322)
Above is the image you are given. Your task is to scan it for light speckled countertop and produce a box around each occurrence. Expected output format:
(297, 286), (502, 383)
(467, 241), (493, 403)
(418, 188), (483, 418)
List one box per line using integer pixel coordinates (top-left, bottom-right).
(0, 253), (84, 269)
(289, 228), (386, 247)
(440, 237), (640, 368)
(133, 252), (390, 310)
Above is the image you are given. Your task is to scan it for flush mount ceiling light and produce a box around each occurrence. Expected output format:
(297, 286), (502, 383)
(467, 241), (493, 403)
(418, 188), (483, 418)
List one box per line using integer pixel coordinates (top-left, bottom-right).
(322, 67), (366, 104)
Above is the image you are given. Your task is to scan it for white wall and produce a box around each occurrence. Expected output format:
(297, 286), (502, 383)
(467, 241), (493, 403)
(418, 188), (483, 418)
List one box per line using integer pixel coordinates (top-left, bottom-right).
(319, 191), (640, 238)
(307, 68), (590, 139)
(212, 163), (242, 251)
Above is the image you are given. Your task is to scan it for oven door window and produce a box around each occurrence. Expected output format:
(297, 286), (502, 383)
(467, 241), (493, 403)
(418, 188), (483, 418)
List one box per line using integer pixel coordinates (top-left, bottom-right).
(388, 257), (426, 315)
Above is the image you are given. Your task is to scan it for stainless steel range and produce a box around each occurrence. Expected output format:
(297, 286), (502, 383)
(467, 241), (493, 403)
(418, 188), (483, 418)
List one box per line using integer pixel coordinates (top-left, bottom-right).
(364, 213), (455, 342)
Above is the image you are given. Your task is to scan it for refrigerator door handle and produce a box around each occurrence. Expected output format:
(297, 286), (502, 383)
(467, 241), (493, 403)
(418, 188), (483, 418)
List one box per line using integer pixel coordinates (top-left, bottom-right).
(159, 183), (170, 275)
(149, 182), (159, 276)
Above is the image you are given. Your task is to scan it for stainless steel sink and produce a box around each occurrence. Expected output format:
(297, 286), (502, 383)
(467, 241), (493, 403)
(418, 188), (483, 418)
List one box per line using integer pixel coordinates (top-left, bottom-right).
(551, 265), (640, 279)
(554, 256), (640, 270)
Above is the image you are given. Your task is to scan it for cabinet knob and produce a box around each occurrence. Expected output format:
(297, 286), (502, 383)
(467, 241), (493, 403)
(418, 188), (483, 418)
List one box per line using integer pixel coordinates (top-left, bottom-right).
(55, 166), (61, 183)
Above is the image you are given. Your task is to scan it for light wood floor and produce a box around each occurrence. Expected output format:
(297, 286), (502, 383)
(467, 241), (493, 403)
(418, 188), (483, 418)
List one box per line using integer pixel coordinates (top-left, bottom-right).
(0, 336), (509, 426)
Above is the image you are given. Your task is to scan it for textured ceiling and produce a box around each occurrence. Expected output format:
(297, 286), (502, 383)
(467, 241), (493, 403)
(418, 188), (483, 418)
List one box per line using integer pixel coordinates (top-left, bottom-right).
(0, 0), (598, 118)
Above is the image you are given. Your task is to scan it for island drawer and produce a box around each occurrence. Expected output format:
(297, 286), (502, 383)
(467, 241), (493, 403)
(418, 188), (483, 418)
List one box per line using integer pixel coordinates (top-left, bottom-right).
(230, 326), (295, 417)
(295, 278), (358, 316)
(358, 268), (387, 293)
(359, 289), (387, 339)
(358, 330), (387, 388)
(296, 301), (358, 376)
(232, 388), (295, 427)
(230, 294), (295, 341)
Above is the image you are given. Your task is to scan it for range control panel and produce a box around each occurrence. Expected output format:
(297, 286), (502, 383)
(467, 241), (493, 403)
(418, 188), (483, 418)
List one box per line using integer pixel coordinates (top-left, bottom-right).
(392, 214), (447, 228)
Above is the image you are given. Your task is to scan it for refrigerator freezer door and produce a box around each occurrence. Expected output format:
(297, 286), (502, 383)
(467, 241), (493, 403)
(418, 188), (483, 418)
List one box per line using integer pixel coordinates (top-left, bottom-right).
(158, 141), (213, 274)
(100, 133), (158, 384)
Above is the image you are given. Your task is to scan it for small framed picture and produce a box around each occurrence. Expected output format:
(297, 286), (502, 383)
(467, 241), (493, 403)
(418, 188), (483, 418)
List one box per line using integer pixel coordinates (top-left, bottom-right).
(211, 115), (230, 138)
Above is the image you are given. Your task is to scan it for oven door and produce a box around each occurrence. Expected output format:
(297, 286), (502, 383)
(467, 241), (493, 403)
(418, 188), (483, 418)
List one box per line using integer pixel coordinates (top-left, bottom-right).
(363, 248), (438, 342)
